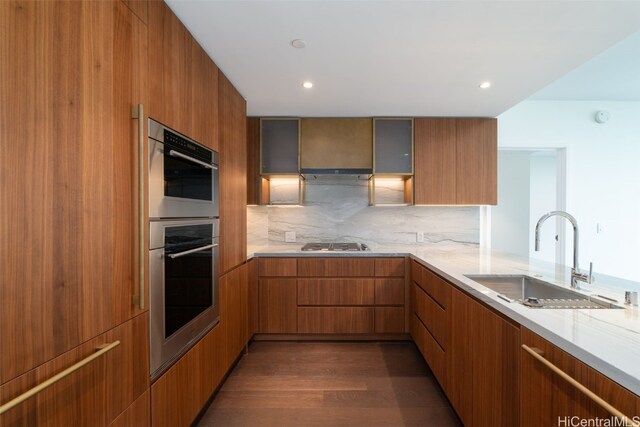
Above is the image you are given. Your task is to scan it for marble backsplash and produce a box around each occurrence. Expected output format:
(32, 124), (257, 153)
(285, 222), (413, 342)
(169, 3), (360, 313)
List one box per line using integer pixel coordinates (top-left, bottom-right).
(248, 176), (480, 247)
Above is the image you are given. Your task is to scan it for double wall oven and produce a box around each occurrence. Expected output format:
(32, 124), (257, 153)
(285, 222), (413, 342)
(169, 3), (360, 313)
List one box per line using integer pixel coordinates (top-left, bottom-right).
(148, 119), (220, 379)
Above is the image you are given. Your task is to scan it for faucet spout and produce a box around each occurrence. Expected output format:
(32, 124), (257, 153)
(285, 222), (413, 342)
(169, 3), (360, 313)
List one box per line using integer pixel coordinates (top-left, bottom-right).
(534, 211), (591, 288)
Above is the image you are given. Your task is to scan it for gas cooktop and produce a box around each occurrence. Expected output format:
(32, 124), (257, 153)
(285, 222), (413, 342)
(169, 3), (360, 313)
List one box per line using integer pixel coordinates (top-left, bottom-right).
(301, 242), (369, 252)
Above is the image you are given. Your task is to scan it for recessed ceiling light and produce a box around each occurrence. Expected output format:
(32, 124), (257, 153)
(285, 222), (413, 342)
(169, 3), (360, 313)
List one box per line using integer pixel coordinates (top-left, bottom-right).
(479, 81), (491, 89)
(291, 39), (306, 49)
(302, 81), (313, 89)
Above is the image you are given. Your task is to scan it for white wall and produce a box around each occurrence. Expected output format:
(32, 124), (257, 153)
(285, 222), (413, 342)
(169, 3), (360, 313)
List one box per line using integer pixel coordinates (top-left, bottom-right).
(492, 151), (532, 257)
(529, 153), (559, 263)
(498, 100), (640, 281)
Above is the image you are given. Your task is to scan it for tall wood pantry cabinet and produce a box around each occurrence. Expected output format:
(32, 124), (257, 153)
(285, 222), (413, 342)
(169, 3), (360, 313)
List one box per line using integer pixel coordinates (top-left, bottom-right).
(1, 0), (149, 424)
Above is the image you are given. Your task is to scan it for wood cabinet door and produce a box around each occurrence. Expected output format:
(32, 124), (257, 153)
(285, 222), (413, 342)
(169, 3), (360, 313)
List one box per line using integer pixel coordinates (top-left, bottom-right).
(150, 323), (225, 427)
(220, 264), (249, 369)
(0, 314), (149, 426)
(471, 301), (520, 427)
(447, 288), (474, 426)
(1, 0), (147, 384)
(219, 72), (247, 274)
(109, 390), (150, 427)
(414, 118), (457, 205)
(148, 0), (192, 136)
(520, 328), (640, 427)
(258, 279), (297, 333)
(456, 118), (497, 205)
(190, 40), (219, 151)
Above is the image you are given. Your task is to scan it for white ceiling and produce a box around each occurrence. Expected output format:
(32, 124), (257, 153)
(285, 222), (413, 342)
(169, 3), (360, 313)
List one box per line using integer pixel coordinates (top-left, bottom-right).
(529, 30), (640, 101)
(166, 1), (640, 117)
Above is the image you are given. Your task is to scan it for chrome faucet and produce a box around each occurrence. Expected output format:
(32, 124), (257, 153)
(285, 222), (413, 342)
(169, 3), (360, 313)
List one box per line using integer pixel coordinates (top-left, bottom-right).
(534, 211), (593, 289)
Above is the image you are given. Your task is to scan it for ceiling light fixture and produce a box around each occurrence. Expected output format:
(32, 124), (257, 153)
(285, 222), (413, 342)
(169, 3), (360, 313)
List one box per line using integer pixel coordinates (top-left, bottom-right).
(291, 39), (306, 49)
(479, 81), (492, 89)
(302, 81), (313, 89)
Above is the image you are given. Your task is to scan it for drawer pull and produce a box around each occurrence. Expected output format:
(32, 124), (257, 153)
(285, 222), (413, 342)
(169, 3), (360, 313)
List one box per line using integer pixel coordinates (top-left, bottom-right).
(522, 344), (638, 427)
(0, 341), (121, 415)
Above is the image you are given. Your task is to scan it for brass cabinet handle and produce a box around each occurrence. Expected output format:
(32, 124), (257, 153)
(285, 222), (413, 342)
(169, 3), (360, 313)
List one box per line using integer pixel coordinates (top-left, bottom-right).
(131, 103), (145, 310)
(0, 341), (121, 415)
(522, 344), (638, 427)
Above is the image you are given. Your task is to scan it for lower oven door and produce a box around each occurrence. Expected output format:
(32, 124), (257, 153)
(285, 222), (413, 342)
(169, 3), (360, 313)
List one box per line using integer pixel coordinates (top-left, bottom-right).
(149, 220), (220, 379)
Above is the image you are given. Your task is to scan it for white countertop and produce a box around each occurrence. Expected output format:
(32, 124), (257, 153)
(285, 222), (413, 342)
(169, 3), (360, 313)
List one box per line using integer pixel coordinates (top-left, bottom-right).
(248, 243), (640, 395)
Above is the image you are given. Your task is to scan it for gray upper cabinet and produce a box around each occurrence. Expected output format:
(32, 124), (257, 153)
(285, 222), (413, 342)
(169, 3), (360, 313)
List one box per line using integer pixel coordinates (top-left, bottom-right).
(374, 119), (413, 174)
(261, 119), (299, 174)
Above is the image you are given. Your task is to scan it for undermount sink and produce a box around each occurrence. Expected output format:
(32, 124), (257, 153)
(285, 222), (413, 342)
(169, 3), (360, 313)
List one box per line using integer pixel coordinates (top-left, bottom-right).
(464, 274), (622, 309)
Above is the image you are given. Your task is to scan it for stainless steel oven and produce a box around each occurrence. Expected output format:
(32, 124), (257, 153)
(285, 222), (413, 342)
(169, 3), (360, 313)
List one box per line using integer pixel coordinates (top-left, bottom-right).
(148, 119), (219, 219)
(149, 218), (220, 379)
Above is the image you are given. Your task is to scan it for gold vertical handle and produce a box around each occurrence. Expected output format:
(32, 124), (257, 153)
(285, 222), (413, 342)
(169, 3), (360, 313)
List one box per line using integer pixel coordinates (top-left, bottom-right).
(131, 103), (145, 310)
(522, 344), (638, 427)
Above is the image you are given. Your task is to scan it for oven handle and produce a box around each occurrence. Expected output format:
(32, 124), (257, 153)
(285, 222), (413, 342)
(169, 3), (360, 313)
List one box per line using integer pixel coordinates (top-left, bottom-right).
(169, 150), (217, 170)
(167, 243), (218, 259)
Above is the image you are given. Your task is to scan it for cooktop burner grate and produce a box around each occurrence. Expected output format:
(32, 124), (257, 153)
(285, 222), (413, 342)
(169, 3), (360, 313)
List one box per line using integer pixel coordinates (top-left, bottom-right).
(301, 242), (366, 251)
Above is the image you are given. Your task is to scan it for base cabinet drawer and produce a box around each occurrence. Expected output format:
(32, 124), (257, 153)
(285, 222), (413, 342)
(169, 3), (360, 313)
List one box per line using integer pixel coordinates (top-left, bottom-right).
(297, 307), (374, 333)
(298, 258), (375, 277)
(0, 314), (149, 426)
(413, 284), (448, 350)
(411, 314), (446, 384)
(109, 390), (150, 427)
(375, 307), (404, 333)
(374, 278), (405, 305)
(297, 279), (375, 305)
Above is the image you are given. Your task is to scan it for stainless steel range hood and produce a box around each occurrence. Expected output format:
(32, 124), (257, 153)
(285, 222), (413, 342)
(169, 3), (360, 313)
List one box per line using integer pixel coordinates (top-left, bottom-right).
(299, 118), (373, 175)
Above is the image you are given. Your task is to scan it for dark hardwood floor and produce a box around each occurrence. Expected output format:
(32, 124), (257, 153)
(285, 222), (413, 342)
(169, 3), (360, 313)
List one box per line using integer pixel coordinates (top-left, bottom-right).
(197, 342), (462, 427)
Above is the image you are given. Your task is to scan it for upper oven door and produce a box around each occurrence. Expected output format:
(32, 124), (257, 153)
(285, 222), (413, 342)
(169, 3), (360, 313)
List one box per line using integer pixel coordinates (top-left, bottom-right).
(149, 119), (219, 219)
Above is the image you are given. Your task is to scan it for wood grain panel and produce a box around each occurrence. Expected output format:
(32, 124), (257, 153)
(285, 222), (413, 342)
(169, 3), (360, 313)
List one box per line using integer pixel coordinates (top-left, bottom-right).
(1, 0), (146, 384)
(150, 323), (225, 427)
(148, 0), (192, 135)
(446, 288), (474, 426)
(190, 40), (218, 151)
(109, 390), (150, 427)
(221, 264), (249, 370)
(374, 278), (405, 305)
(411, 314), (446, 386)
(300, 118), (373, 169)
(455, 118), (497, 205)
(246, 117), (261, 205)
(297, 279), (375, 306)
(120, 0), (147, 24)
(520, 328), (640, 427)
(412, 284), (448, 351)
(374, 257), (406, 277)
(259, 258), (297, 277)
(472, 301), (520, 427)
(0, 314), (149, 426)
(374, 307), (405, 333)
(297, 258), (375, 277)
(297, 308), (374, 334)
(219, 72), (247, 274)
(259, 279), (297, 333)
(412, 263), (451, 310)
(414, 118), (457, 205)
(248, 259), (259, 337)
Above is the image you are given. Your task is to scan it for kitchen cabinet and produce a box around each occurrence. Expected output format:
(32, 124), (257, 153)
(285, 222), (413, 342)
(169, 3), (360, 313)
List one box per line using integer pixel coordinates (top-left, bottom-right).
(248, 259), (259, 337)
(221, 263), (250, 368)
(374, 119), (413, 174)
(520, 328), (640, 427)
(260, 119), (300, 174)
(150, 322), (227, 427)
(219, 72), (247, 274)
(414, 118), (497, 205)
(109, 391), (150, 427)
(1, 0), (147, 385)
(148, 1), (219, 150)
(300, 118), (373, 173)
(247, 117), (262, 205)
(410, 261), (519, 426)
(256, 257), (406, 335)
(1, 314), (149, 426)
